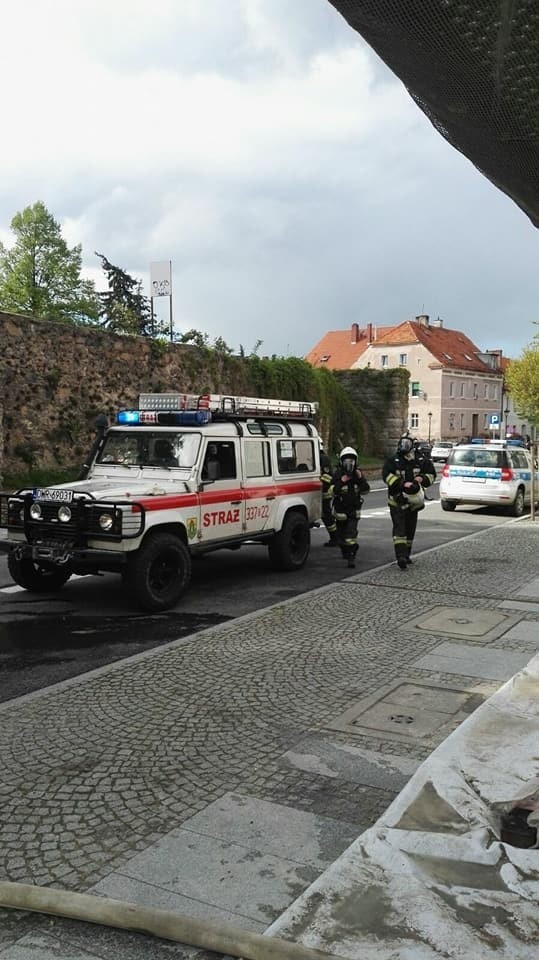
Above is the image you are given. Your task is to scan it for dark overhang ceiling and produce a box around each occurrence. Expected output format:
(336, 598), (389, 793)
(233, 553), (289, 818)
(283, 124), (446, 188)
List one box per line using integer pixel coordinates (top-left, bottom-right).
(329, 1), (539, 227)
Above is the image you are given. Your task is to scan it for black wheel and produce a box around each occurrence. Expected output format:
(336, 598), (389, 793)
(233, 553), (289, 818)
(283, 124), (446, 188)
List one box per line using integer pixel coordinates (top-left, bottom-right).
(125, 533), (191, 611)
(7, 554), (72, 591)
(268, 512), (310, 571)
(509, 488), (525, 517)
(441, 500), (457, 512)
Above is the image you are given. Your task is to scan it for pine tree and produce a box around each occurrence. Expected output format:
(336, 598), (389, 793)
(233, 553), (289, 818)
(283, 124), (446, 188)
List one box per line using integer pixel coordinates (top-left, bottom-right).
(95, 252), (167, 337)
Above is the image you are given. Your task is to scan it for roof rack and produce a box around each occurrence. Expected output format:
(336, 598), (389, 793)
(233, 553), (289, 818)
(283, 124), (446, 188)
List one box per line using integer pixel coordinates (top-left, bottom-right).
(138, 393), (318, 421)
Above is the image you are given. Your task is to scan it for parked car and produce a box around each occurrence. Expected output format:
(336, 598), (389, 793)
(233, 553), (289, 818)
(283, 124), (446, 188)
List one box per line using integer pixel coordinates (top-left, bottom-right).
(431, 441), (455, 463)
(439, 441), (539, 516)
(414, 441), (432, 459)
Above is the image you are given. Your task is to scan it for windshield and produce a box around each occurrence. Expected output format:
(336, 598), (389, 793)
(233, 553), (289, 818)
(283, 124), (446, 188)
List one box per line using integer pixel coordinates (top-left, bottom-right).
(450, 448), (503, 468)
(97, 431), (201, 468)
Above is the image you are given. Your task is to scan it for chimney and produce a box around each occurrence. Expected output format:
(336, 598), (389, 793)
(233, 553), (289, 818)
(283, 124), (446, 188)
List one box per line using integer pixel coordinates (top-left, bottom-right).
(415, 314), (429, 326)
(367, 322), (373, 343)
(351, 322), (359, 344)
(430, 316), (443, 328)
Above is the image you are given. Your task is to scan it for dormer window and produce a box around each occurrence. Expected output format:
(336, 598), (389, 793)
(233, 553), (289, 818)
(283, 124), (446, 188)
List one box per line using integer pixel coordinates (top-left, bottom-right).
(319, 355), (330, 363)
(442, 353), (453, 361)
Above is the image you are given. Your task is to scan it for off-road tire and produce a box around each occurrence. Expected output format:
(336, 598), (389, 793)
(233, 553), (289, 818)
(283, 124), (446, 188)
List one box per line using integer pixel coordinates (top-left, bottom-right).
(7, 554), (72, 591)
(441, 500), (457, 512)
(125, 532), (191, 611)
(268, 512), (310, 571)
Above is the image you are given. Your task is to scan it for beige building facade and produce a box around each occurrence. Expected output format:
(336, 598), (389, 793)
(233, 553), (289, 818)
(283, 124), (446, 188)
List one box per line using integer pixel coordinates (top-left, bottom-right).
(351, 315), (506, 443)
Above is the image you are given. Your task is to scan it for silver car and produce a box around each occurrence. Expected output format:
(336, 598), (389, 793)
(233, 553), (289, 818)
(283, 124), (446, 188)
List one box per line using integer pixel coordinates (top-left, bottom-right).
(431, 441), (454, 463)
(439, 442), (538, 516)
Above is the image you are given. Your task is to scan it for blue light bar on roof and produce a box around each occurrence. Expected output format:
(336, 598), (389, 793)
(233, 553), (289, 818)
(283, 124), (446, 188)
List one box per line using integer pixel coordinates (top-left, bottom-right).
(117, 410), (140, 424)
(116, 409), (211, 426)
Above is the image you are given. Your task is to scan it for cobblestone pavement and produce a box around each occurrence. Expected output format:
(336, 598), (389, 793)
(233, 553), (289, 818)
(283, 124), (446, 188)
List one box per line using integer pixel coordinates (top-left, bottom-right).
(0, 521), (538, 958)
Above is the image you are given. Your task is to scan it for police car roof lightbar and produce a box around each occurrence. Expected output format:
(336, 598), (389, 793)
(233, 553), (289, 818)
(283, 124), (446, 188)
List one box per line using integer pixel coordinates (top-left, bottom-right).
(138, 393), (318, 420)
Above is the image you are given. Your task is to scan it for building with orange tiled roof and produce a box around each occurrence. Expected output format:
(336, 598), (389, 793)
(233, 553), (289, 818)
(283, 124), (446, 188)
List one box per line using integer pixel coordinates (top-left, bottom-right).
(305, 322), (397, 372)
(351, 314), (529, 442)
(306, 315), (534, 442)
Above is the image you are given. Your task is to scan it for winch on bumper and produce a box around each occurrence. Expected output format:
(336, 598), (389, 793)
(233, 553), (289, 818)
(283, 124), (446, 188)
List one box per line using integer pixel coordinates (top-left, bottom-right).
(0, 490), (145, 571)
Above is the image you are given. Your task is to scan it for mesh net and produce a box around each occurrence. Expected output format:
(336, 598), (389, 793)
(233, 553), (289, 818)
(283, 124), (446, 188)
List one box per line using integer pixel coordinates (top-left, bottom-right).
(329, 0), (539, 227)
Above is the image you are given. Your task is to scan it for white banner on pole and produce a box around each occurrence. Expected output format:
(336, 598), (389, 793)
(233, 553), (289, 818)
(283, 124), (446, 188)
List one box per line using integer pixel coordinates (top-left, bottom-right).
(150, 261), (172, 298)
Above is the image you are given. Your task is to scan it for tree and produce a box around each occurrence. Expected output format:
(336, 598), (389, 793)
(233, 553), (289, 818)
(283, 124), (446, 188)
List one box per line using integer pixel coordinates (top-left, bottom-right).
(0, 201), (99, 323)
(96, 252), (166, 337)
(505, 342), (539, 427)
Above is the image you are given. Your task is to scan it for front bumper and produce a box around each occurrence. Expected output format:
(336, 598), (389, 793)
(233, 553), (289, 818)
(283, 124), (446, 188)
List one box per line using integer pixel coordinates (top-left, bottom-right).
(0, 537), (128, 569)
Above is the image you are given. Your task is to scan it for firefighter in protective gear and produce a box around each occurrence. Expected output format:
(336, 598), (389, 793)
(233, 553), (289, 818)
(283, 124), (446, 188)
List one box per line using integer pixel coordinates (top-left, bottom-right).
(330, 446), (370, 568)
(382, 434), (436, 569)
(320, 450), (339, 546)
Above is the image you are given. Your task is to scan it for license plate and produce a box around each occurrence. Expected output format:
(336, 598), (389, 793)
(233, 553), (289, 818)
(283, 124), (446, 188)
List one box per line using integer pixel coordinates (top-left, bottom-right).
(463, 477), (485, 484)
(34, 488), (74, 503)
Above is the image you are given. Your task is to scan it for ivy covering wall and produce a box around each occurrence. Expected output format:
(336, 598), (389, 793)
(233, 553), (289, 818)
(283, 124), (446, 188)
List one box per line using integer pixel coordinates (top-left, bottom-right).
(0, 312), (407, 480)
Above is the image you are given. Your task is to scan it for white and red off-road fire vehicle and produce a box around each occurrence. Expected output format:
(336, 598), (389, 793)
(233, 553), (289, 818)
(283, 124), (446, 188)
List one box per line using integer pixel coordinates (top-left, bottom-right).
(0, 393), (323, 611)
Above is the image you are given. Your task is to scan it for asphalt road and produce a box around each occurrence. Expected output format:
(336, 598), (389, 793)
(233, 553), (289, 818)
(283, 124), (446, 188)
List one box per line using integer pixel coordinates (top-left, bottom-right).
(0, 484), (518, 702)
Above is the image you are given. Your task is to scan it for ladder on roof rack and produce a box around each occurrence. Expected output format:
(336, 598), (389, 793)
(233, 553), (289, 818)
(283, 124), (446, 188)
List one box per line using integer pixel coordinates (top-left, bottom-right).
(138, 393), (318, 420)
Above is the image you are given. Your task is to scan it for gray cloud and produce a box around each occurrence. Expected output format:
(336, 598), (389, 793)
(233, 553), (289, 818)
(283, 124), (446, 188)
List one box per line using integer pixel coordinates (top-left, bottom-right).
(0, 0), (537, 362)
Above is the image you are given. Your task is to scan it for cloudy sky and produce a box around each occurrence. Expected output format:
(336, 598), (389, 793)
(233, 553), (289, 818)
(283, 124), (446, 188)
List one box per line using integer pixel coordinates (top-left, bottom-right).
(1, 0), (538, 359)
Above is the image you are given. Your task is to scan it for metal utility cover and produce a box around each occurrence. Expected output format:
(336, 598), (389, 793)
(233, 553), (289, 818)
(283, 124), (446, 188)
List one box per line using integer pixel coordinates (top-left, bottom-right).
(329, 681), (485, 742)
(400, 605), (520, 641)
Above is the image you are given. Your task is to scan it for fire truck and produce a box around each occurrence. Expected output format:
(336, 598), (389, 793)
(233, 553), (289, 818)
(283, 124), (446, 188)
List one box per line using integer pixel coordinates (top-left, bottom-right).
(0, 393), (323, 611)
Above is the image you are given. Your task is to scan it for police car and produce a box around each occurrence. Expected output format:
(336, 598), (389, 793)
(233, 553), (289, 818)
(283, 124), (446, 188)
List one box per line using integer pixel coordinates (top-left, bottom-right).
(439, 439), (539, 516)
(0, 393), (323, 611)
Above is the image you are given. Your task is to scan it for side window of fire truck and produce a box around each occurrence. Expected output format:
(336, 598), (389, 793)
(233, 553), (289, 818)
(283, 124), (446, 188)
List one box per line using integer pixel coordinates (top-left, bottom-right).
(244, 440), (271, 478)
(276, 439), (316, 473)
(202, 441), (237, 480)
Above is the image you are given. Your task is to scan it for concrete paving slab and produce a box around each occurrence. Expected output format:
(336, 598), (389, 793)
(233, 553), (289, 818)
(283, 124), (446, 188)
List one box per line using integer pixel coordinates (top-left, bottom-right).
(501, 619), (539, 643)
(414, 641), (532, 680)
(282, 735), (420, 792)
(93, 828), (319, 925)
(92, 870), (266, 931)
(499, 600), (539, 613)
(0, 926), (200, 960)
(176, 792), (358, 869)
(0, 932), (100, 959)
(513, 577), (539, 599)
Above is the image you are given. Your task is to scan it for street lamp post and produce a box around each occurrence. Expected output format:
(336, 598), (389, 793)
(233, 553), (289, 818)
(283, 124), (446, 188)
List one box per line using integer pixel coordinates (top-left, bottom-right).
(428, 411), (432, 444)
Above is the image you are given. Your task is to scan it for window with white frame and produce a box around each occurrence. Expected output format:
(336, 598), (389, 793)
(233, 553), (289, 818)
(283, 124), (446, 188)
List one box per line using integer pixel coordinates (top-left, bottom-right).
(483, 383), (488, 398)
(399, 353), (408, 366)
(449, 381), (455, 398)
(460, 381), (466, 398)
(493, 384), (499, 400)
(410, 413), (419, 428)
(381, 355), (388, 367)
(411, 381), (421, 397)
(483, 413), (489, 429)
(473, 382), (478, 400)
(449, 413), (455, 429)
(460, 413), (466, 430)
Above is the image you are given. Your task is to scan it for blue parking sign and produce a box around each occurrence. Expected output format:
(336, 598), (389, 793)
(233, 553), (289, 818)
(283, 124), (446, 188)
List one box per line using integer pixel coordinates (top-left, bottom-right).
(489, 413), (499, 426)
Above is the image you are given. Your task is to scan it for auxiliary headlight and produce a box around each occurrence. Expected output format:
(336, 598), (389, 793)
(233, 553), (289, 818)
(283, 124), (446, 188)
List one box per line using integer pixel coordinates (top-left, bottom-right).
(98, 513), (114, 531)
(29, 503), (42, 520)
(58, 505), (72, 522)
